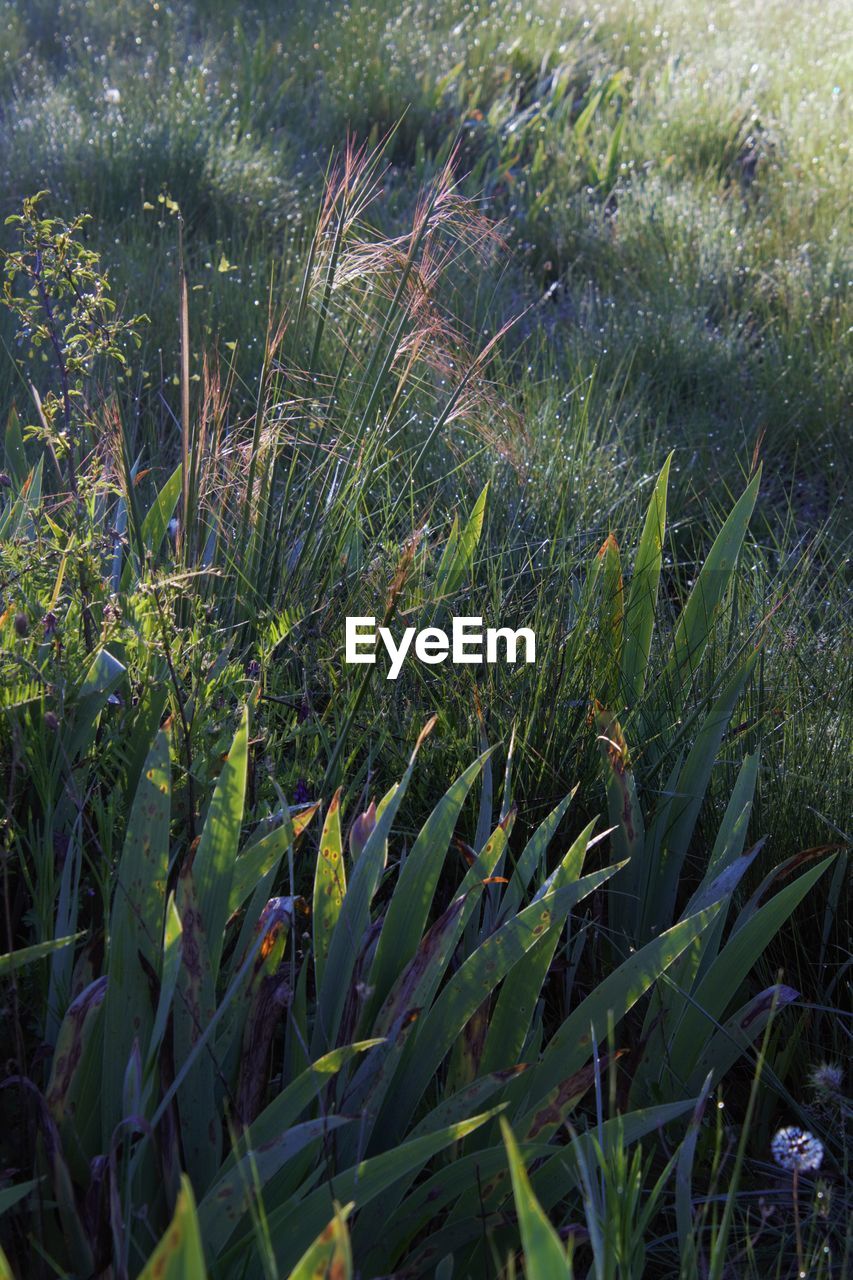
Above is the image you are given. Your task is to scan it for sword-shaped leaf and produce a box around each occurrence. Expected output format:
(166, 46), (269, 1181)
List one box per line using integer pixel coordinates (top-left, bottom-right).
(287, 1203), (353, 1280)
(519, 906), (722, 1136)
(435, 482), (488, 598)
(313, 788), (345, 995)
(223, 1108), (502, 1276)
(686, 984), (799, 1093)
(622, 453), (670, 706)
(481, 819), (598, 1075)
(641, 648), (759, 938)
(502, 1118), (569, 1277)
(102, 729), (170, 1141)
(198, 1116), (352, 1255)
(384, 863), (621, 1138)
(173, 863), (220, 1194)
(501, 787), (576, 920)
(595, 705), (645, 945)
(0, 933), (84, 977)
(120, 461), (182, 591)
(229, 802), (320, 917)
(667, 856), (834, 1080)
(138, 1175), (207, 1280)
(192, 705), (249, 979)
(313, 719), (434, 1054)
(364, 751), (489, 1022)
(663, 468), (761, 714)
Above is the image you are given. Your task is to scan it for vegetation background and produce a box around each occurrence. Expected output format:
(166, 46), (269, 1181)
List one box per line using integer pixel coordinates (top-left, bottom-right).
(0, 1), (849, 1277)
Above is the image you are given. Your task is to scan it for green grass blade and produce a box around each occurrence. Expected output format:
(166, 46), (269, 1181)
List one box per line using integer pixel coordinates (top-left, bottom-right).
(192, 704), (249, 979)
(531, 1101), (697, 1213)
(622, 453), (670, 706)
(362, 1140), (554, 1273)
(226, 1109), (503, 1275)
(676, 1073), (714, 1275)
(501, 1118), (568, 1277)
(663, 468), (761, 713)
(313, 789), (345, 996)
(0, 933), (84, 977)
(102, 728), (170, 1140)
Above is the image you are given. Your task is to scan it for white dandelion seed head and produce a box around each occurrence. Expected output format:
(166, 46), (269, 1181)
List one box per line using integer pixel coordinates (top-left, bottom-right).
(104, 87), (121, 105)
(771, 1127), (824, 1172)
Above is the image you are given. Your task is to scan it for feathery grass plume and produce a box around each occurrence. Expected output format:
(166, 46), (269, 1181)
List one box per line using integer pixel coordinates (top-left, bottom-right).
(808, 1063), (844, 1102)
(305, 139), (524, 464)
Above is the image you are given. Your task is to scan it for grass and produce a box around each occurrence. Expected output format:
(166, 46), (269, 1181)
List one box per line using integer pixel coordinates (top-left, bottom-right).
(0, 1), (850, 1277)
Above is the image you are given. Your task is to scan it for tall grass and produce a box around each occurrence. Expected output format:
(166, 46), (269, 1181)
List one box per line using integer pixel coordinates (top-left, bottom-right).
(0, 1), (849, 1276)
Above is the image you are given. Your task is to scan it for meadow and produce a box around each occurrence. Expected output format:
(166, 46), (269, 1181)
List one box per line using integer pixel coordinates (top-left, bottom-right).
(0, 1), (850, 1276)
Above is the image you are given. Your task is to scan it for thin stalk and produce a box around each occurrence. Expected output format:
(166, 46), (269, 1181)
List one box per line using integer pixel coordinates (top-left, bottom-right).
(178, 215), (191, 565)
(33, 244), (76, 498)
(792, 1167), (804, 1277)
(150, 582), (195, 842)
(707, 991), (782, 1280)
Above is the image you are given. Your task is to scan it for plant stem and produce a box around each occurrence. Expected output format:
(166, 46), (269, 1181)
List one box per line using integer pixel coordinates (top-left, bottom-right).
(33, 244), (77, 499)
(151, 581), (196, 842)
(792, 1168), (804, 1277)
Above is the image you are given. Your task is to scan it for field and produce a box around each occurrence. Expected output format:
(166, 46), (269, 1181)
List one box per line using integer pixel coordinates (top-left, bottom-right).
(0, 1), (850, 1277)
